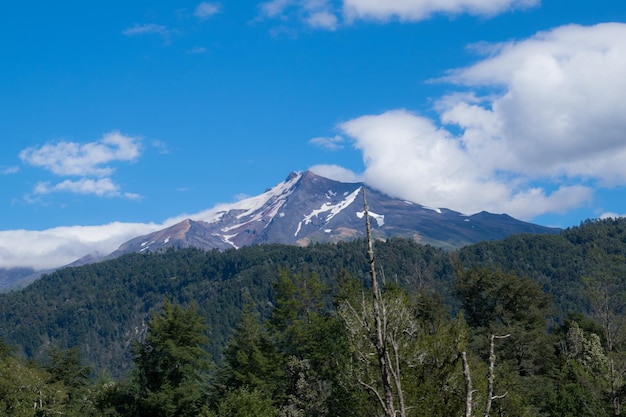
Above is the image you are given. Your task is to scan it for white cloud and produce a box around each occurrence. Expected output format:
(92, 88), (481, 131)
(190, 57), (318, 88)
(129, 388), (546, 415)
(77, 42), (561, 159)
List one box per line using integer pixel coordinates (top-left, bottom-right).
(343, 0), (538, 22)
(309, 135), (345, 150)
(0, 203), (224, 269)
(33, 178), (119, 197)
(259, 0), (295, 18)
(338, 109), (592, 220)
(123, 23), (171, 36)
(600, 212), (626, 220)
(258, 0), (338, 30)
(20, 131), (142, 200)
(259, 0), (537, 30)
(0, 222), (161, 270)
(20, 131), (141, 177)
(194, 2), (221, 20)
(309, 164), (361, 183)
(328, 23), (626, 221)
(439, 23), (626, 183)
(306, 11), (339, 30)
(122, 23), (174, 44)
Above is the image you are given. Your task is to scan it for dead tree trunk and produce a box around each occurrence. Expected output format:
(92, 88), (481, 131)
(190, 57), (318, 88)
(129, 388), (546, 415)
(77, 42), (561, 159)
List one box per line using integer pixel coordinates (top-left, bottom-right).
(363, 186), (397, 417)
(461, 351), (474, 417)
(485, 334), (510, 417)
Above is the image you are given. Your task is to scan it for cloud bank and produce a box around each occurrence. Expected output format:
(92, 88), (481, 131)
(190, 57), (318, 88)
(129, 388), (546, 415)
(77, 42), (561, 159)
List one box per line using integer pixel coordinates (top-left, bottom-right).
(312, 23), (626, 220)
(0, 223), (161, 270)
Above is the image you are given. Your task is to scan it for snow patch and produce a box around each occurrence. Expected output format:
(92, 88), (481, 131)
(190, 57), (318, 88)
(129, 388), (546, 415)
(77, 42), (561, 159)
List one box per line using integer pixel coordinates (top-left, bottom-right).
(191, 173), (302, 225)
(222, 234), (239, 249)
(356, 211), (385, 227)
(324, 229), (332, 233)
(295, 187), (361, 237)
(423, 206), (442, 214)
(163, 236), (171, 244)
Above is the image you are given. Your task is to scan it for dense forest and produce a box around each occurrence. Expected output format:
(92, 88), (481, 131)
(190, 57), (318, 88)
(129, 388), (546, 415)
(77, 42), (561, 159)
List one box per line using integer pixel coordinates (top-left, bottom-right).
(1, 217), (626, 416)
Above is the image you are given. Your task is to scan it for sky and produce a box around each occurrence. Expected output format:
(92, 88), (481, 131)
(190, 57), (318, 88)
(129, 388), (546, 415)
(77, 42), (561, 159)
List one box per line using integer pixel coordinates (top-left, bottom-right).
(2, 0), (626, 270)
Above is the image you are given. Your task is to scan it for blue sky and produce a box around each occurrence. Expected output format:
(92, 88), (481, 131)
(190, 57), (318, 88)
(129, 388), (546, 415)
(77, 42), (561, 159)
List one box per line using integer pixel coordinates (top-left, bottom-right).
(2, 0), (626, 269)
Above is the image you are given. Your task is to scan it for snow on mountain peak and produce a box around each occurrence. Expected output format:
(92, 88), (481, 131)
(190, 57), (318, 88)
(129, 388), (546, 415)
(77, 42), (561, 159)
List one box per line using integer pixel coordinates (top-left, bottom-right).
(295, 187), (361, 237)
(189, 172), (303, 226)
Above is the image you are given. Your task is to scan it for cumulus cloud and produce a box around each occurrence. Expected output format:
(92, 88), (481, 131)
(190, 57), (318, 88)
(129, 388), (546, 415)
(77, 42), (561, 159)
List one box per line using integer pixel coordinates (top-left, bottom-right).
(259, 0), (537, 30)
(309, 164), (361, 183)
(20, 131), (140, 177)
(259, 0), (296, 18)
(306, 10), (339, 30)
(20, 131), (142, 200)
(338, 109), (592, 220)
(258, 0), (338, 30)
(194, 2), (221, 20)
(31, 179), (142, 200)
(439, 23), (626, 183)
(33, 178), (119, 197)
(327, 23), (626, 220)
(343, 0), (538, 22)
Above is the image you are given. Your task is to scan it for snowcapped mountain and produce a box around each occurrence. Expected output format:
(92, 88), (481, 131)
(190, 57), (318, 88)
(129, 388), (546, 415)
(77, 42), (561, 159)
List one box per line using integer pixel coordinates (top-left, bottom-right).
(108, 171), (559, 258)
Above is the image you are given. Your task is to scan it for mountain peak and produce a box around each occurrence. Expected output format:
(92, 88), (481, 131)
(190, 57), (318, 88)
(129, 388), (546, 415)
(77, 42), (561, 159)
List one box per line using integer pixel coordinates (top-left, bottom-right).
(105, 171), (559, 259)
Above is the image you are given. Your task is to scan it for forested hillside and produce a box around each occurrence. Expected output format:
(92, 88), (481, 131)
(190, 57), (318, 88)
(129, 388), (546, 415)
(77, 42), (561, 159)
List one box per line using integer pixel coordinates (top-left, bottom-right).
(2, 217), (626, 416)
(458, 217), (626, 315)
(0, 238), (454, 375)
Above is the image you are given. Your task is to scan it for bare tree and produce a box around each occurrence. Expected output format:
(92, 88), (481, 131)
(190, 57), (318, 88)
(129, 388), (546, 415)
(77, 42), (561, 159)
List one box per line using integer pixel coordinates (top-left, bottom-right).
(484, 334), (510, 417)
(461, 351), (475, 417)
(363, 186), (399, 417)
(460, 334), (510, 417)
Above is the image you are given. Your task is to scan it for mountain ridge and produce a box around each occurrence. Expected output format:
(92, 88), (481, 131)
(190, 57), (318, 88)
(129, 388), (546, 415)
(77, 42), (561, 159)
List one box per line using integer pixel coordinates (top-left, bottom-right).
(108, 170), (560, 258)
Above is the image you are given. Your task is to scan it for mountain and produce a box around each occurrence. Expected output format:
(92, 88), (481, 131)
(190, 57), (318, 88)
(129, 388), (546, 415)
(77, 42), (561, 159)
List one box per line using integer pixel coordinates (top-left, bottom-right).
(0, 267), (38, 292)
(109, 170), (559, 258)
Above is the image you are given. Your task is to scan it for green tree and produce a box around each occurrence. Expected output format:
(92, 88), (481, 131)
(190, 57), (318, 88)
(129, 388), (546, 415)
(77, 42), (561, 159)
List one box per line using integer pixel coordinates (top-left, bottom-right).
(209, 387), (277, 417)
(454, 265), (556, 415)
(0, 343), (67, 417)
(218, 303), (284, 396)
(132, 300), (211, 417)
(582, 248), (626, 415)
(550, 321), (611, 416)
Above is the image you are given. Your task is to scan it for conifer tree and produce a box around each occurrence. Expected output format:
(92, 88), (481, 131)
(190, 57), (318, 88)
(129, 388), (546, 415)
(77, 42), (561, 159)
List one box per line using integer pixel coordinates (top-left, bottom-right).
(132, 300), (211, 417)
